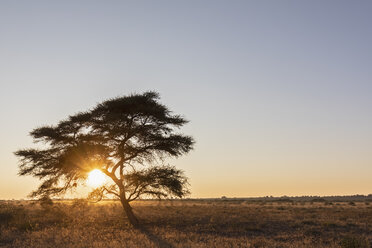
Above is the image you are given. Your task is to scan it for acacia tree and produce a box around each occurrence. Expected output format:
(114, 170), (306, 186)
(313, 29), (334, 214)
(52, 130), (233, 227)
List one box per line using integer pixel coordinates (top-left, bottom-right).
(15, 92), (194, 226)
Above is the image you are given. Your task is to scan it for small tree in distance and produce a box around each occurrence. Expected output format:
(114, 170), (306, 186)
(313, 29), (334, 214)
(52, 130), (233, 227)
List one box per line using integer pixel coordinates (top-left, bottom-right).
(15, 91), (194, 226)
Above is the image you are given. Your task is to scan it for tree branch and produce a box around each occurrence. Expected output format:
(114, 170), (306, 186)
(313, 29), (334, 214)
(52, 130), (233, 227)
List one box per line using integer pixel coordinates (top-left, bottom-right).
(101, 168), (122, 189)
(103, 186), (120, 198)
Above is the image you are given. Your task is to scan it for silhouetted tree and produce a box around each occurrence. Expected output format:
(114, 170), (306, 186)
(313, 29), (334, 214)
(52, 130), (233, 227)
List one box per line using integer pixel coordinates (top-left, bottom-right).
(15, 92), (194, 226)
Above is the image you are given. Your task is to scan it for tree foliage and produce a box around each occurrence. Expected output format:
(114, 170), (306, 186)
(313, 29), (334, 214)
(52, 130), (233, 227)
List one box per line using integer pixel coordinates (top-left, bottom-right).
(15, 91), (194, 225)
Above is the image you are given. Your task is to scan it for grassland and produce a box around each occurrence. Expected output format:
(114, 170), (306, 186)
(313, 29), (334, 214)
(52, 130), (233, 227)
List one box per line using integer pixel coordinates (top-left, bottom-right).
(0, 199), (371, 248)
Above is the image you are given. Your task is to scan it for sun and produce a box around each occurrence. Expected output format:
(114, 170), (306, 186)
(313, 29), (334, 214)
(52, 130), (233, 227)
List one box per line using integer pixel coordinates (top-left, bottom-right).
(87, 169), (106, 188)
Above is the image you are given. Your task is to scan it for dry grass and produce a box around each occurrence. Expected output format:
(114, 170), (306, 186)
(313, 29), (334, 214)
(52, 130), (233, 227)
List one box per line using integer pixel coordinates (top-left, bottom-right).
(0, 199), (371, 248)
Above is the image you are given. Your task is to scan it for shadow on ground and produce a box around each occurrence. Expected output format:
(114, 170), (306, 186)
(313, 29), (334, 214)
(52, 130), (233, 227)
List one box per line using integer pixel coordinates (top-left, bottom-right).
(137, 226), (174, 248)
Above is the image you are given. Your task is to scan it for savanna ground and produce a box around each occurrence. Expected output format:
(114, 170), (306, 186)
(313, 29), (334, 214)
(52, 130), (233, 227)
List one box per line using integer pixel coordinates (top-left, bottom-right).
(0, 199), (371, 248)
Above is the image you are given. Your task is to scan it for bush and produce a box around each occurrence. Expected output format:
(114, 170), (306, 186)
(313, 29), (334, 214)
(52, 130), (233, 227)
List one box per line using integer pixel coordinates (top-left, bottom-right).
(340, 236), (370, 248)
(71, 198), (88, 209)
(0, 205), (32, 231)
(311, 198), (326, 203)
(39, 196), (53, 209)
(0, 210), (13, 226)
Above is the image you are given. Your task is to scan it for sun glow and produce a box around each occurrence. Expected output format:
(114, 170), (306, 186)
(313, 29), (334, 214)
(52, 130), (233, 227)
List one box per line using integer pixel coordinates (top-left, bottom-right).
(87, 169), (106, 188)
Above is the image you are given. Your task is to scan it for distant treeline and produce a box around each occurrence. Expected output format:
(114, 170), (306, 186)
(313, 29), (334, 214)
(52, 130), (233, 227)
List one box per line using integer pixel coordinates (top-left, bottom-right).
(198, 194), (372, 202)
(2, 194), (372, 202)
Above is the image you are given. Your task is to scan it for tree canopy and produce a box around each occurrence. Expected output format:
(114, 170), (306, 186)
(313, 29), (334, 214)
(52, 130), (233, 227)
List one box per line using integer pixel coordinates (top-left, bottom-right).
(15, 91), (194, 225)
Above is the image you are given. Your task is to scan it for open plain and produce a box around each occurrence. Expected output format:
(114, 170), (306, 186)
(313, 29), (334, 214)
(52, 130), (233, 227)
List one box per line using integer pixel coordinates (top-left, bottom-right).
(0, 199), (371, 248)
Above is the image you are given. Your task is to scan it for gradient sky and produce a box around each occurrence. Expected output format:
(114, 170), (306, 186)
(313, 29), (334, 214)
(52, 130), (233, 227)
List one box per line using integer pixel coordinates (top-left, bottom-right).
(1, 1), (371, 199)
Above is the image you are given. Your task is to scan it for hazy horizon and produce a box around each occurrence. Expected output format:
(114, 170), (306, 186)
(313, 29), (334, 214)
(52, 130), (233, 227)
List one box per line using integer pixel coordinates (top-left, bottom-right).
(1, 1), (371, 200)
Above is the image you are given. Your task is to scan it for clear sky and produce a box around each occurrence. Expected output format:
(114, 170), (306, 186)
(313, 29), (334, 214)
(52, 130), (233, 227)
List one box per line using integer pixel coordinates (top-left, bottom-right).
(0, 1), (371, 199)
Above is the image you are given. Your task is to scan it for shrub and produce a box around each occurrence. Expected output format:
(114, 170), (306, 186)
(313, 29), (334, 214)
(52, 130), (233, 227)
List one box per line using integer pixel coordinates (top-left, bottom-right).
(0, 205), (32, 231)
(311, 198), (326, 203)
(340, 236), (370, 248)
(39, 195), (53, 209)
(72, 198), (88, 207)
(0, 210), (13, 226)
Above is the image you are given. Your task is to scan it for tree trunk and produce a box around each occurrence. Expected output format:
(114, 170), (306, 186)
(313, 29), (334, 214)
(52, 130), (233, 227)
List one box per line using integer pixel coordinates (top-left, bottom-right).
(120, 197), (139, 226)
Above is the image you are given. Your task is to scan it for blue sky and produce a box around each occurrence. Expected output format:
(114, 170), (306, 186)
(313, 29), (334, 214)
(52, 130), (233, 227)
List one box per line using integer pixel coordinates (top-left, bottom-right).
(0, 1), (371, 199)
